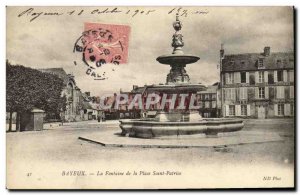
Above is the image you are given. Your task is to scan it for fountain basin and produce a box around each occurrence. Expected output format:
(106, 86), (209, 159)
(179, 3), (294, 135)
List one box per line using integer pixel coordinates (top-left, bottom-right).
(119, 118), (244, 139)
(156, 54), (200, 65)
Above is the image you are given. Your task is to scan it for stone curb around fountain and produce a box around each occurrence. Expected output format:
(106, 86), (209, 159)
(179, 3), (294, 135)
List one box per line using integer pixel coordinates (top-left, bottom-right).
(78, 130), (284, 149)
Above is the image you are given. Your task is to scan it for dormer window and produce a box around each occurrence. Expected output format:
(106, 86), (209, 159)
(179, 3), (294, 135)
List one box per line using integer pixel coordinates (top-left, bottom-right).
(258, 58), (264, 68)
(241, 61), (245, 65)
(283, 58), (287, 64)
(277, 59), (282, 64)
(230, 61), (235, 65)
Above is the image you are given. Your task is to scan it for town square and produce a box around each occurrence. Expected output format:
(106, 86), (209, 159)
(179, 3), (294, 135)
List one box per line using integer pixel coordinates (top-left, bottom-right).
(5, 6), (295, 189)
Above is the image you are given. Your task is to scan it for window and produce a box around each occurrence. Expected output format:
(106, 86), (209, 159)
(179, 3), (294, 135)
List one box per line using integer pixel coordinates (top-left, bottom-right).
(276, 86), (285, 99)
(268, 72), (274, 84)
(225, 88), (235, 100)
(276, 59), (282, 65)
(197, 95), (201, 101)
(199, 101), (203, 108)
(277, 70), (283, 82)
(211, 94), (216, 100)
(229, 105), (235, 116)
(259, 87), (265, 99)
(258, 71), (264, 83)
(241, 105), (247, 116)
(250, 74), (255, 85)
(241, 61), (245, 65)
(241, 72), (246, 83)
(240, 87), (247, 100)
(204, 112), (210, 118)
(204, 94), (209, 100)
(283, 59), (287, 64)
(212, 101), (216, 108)
(205, 101), (210, 108)
(230, 61), (235, 66)
(258, 58), (264, 68)
(278, 104), (284, 116)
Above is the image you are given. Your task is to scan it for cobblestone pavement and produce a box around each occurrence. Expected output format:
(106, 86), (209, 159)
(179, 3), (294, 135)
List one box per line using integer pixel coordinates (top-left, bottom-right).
(6, 119), (294, 189)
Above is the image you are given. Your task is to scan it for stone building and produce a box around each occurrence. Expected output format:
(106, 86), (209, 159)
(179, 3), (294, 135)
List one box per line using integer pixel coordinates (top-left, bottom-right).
(38, 68), (84, 121)
(220, 46), (294, 118)
(197, 84), (219, 118)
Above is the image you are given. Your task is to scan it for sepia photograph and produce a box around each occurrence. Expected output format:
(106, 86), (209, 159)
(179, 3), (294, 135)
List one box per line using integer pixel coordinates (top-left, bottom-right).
(5, 6), (295, 189)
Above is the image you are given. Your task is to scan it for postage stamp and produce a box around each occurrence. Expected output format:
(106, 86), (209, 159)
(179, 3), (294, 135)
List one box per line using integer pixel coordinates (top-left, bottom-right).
(73, 22), (130, 80)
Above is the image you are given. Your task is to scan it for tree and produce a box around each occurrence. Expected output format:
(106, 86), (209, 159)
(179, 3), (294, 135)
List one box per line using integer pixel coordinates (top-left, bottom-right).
(6, 60), (66, 131)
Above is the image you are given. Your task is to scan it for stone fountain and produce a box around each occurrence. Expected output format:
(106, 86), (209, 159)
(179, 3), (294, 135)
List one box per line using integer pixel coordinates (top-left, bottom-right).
(119, 14), (244, 138)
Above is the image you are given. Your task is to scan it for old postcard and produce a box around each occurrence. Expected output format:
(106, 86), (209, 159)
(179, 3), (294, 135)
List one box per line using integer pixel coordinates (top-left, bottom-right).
(6, 6), (295, 189)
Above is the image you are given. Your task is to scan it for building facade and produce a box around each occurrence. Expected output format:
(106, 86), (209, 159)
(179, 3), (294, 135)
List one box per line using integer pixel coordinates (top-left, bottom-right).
(220, 46), (294, 119)
(38, 68), (100, 122)
(197, 84), (219, 118)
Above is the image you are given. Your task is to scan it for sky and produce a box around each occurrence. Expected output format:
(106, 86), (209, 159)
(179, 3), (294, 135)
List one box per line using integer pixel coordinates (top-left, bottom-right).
(6, 6), (294, 96)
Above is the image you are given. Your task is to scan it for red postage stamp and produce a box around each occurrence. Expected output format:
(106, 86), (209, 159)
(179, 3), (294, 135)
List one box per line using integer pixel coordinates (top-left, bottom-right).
(84, 22), (130, 65)
(73, 22), (130, 79)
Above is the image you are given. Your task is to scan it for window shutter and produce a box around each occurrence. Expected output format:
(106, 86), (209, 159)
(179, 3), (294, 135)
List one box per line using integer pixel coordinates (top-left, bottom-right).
(255, 71), (259, 83)
(247, 104), (251, 116)
(274, 104), (278, 116)
(290, 86), (294, 98)
(232, 88), (236, 101)
(246, 72), (249, 83)
(225, 105), (229, 117)
(265, 87), (269, 99)
(225, 73), (229, 84)
(283, 70), (288, 82)
(276, 86), (281, 99)
(235, 105), (241, 116)
(264, 71), (268, 83)
(234, 72), (237, 83)
(239, 88), (247, 100)
(239, 88), (243, 100)
(284, 104), (290, 116)
(255, 87), (259, 99)
(274, 70), (278, 82)
(234, 72), (241, 83)
(289, 70), (294, 82)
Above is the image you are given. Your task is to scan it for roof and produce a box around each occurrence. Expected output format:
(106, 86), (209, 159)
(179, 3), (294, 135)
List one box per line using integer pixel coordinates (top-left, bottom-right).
(131, 84), (206, 94)
(82, 101), (92, 109)
(197, 85), (217, 94)
(221, 52), (294, 72)
(38, 68), (68, 79)
(131, 86), (147, 93)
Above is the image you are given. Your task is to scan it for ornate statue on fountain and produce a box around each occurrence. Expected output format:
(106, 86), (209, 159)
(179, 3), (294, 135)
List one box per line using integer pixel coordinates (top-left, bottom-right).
(172, 13), (184, 54)
(172, 33), (184, 48)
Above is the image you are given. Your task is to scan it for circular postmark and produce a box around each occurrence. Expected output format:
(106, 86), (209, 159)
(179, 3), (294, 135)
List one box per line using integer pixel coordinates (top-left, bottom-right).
(73, 23), (130, 80)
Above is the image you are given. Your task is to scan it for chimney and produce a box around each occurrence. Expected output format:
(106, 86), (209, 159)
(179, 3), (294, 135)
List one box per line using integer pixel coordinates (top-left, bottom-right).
(133, 85), (138, 90)
(218, 43), (225, 70)
(220, 43), (225, 59)
(264, 46), (270, 56)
